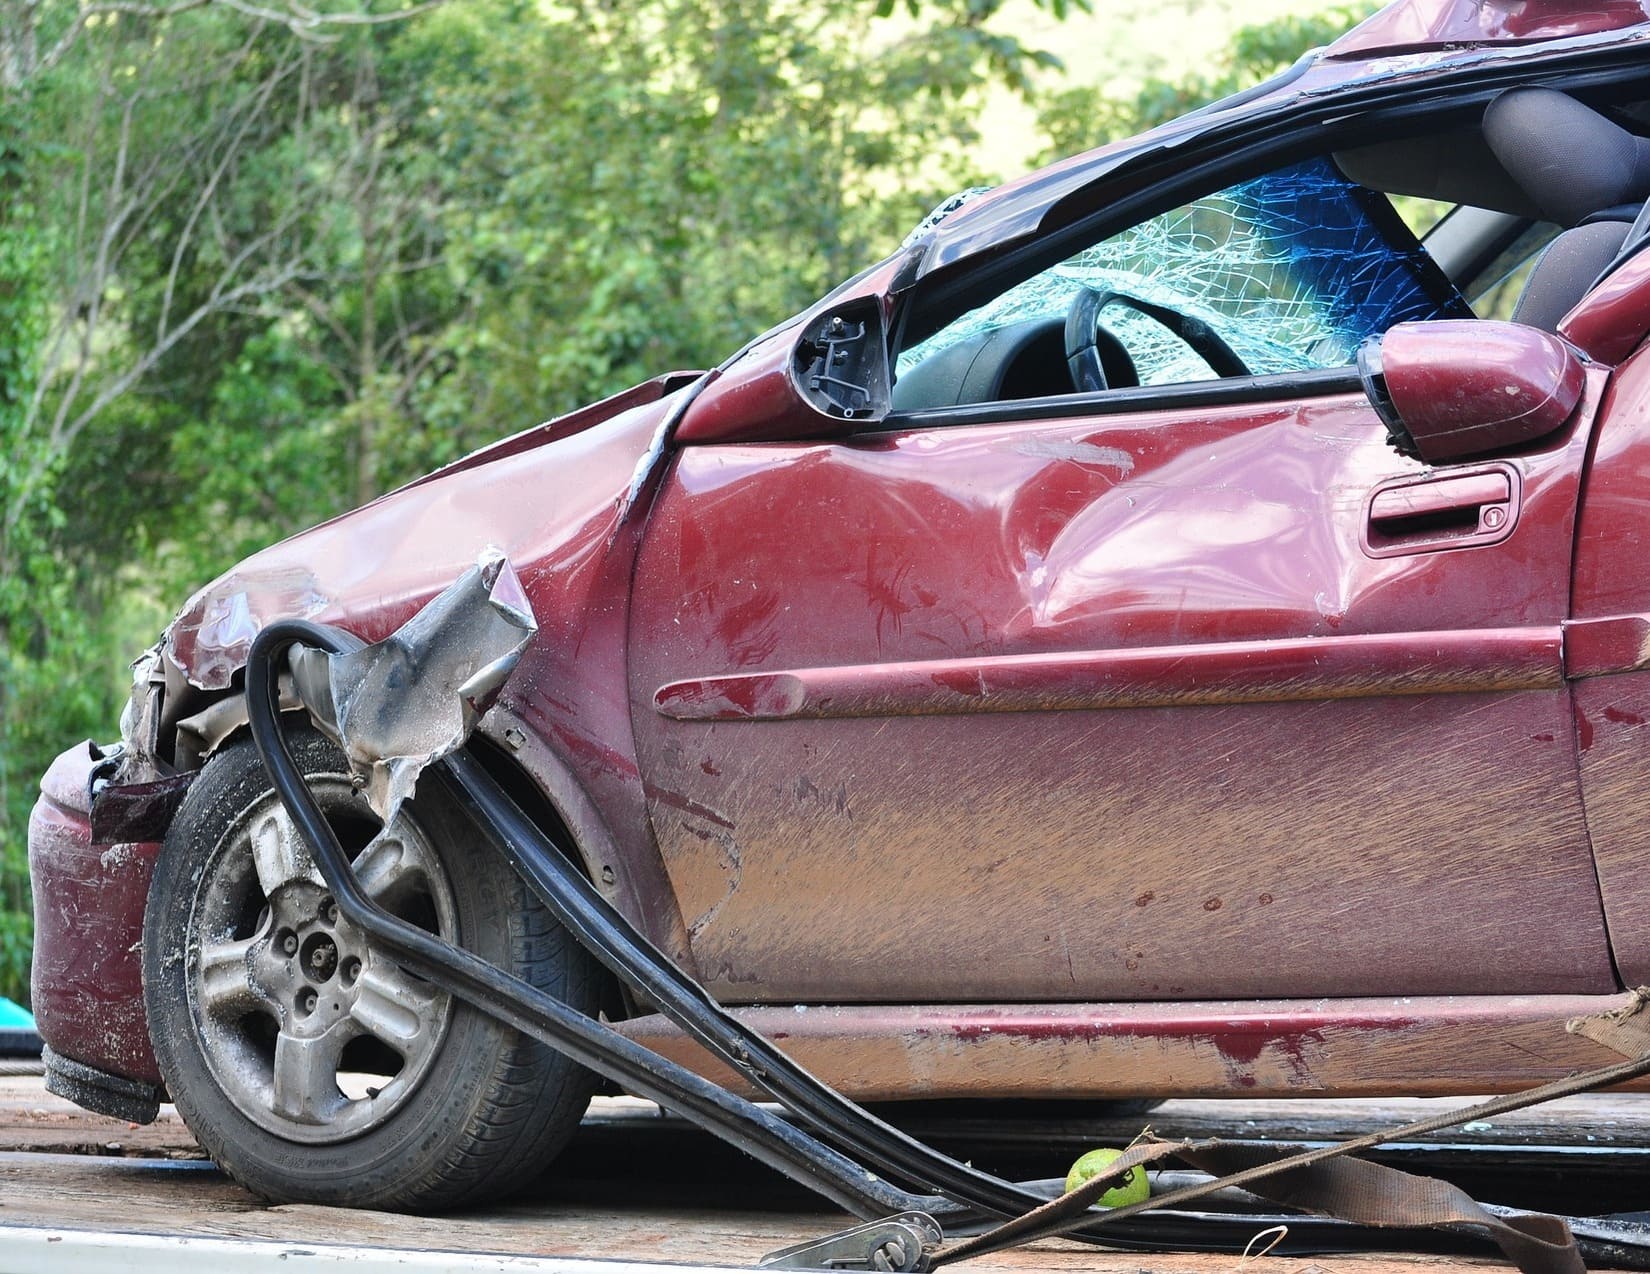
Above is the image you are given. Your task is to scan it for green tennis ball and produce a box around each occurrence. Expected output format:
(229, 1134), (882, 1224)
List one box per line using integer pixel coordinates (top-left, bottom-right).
(1064, 1147), (1151, 1207)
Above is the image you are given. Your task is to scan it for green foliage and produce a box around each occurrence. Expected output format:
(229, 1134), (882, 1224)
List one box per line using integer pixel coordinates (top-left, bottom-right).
(0, 92), (52, 1004)
(876, 0), (1091, 21)
(1038, 3), (1379, 161)
(377, 0), (1035, 466)
(0, 0), (1377, 1007)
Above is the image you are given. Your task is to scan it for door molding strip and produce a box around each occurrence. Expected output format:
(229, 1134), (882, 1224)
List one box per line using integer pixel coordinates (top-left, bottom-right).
(653, 627), (1564, 721)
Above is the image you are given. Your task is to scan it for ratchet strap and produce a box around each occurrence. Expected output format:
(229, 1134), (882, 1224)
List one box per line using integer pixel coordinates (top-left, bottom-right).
(935, 989), (1650, 1274)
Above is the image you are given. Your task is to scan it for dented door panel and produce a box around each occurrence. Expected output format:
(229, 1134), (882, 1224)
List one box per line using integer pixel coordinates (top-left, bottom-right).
(628, 387), (1613, 1003)
(1566, 342), (1650, 986)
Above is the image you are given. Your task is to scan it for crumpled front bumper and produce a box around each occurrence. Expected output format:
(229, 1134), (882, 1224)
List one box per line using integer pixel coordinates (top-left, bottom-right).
(27, 739), (166, 1114)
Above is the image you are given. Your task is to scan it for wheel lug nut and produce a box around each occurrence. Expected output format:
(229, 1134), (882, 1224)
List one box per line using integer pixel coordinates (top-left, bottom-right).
(279, 931), (298, 956)
(298, 931), (340, 983)
(342, 957), (362, 985)
(297, 988), (318, 1015)
(320, 898), (338, 924)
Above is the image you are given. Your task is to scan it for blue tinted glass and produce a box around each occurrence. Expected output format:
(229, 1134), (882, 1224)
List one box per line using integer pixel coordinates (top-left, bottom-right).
(899, 156), (1467, 388)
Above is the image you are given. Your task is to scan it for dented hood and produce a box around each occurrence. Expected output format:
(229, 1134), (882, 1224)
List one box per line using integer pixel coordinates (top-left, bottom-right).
(166, 382), (683, 690)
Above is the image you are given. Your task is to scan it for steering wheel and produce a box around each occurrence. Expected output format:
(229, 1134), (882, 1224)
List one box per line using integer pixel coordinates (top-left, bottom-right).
(1063, 287), (1252, 394)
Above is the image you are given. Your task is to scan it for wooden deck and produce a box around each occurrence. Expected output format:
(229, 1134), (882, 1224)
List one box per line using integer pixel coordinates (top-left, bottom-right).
(3, 1074), (1646, 1273)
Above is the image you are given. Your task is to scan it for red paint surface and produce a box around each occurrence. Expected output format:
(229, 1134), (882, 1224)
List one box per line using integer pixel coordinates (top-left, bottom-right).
(653, 628), (1562, 721)
(1562, 248), (1650, 368)
(674, 330), (803, 447)
(1570, 347), (1650, 619)
(1329, 0), (1650, 56)
(1564, 613), (1650, 678)
(1567, 341), (1650, 984)
(631, 381), (1612, 1002)
(27, 743), (162, 1083)
(1381, 321), (1586, 463)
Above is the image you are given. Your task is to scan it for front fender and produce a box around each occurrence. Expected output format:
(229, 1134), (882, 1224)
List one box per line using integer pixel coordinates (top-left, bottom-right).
(118, 388), (695, 990)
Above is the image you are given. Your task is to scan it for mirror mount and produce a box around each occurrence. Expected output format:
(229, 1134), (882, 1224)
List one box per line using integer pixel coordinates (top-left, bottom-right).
(676, 291), (896, 447)
(1358, 320), (1586, 464)
(793, 300), (892, 423)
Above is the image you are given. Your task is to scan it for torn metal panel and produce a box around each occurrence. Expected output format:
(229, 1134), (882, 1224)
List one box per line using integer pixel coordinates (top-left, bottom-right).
(117, 647), (165, 762)
(88, 771), (196, 844)
(166, 567), (329, 692)
(128, 391), (692, 967)
(289, 549), (537, 824)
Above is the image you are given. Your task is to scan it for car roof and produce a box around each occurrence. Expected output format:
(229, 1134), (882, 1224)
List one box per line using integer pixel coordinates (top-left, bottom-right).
(910, 0), (1650, 282)
(1327, 0), (1650, 59)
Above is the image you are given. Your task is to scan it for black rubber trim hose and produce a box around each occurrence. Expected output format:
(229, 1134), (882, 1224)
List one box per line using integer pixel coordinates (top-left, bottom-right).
(439, 750), (1065, 1217)
(245, 619), (945, 1220)
(247, 618), (1415, 1258)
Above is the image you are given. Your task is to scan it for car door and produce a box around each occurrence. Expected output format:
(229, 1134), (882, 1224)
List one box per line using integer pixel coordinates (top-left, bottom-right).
(625, 159), (1616, 1007)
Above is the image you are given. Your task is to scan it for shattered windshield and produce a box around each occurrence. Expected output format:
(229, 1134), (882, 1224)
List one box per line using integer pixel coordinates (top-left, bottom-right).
(897, 156), (1470, 389)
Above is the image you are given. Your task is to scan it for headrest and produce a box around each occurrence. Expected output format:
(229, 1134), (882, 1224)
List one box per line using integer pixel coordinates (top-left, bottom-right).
(1484, 88), (1650, 228)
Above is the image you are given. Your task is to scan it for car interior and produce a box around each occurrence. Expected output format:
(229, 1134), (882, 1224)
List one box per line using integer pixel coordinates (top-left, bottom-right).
(888, 88), (1650, 415)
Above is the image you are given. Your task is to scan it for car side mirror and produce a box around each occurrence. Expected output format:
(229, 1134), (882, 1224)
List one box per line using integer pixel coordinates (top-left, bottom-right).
(1357, 320), (1586, 464)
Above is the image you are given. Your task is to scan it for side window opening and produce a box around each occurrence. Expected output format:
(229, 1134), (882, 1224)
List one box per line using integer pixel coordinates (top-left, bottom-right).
(1391, 194), (1454, 240)
(891, 156), (1471, 414)
(1465, 221), (1564, 320)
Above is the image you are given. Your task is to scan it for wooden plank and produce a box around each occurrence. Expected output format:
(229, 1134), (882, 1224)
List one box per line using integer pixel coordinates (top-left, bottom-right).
(4, 1078), (1647, 1271)
(0, 1151), (818, 1265)
(0, 1075), (200, 1158)
(0, 1151), (1528, 1274)
(3, 1229), (763, 1274)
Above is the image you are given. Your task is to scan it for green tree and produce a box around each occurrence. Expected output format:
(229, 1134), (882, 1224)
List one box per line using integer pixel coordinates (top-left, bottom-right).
(389, 0), (1062, 459)
(0, 0), (1374, 1007)
(0, 0), (1085, 1002)
(0, 92), (53, 1002)
(1038, 3), (1378, 161)
(0, 2), (465, 1003)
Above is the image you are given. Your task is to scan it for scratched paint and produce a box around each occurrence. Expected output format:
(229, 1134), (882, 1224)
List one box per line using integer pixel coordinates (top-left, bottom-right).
(613, 993), (1650, 1100)
(629, 371), (1611, 1004)
(28, 745), (163, 1083)
(1329, 0), (1650, 56)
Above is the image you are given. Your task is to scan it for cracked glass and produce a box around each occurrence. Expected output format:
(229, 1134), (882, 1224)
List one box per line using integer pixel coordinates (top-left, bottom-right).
(897, 156), (1470, 392)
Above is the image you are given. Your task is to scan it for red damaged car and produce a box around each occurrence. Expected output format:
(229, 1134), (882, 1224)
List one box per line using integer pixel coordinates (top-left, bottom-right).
(29, 0), (1650, 1215)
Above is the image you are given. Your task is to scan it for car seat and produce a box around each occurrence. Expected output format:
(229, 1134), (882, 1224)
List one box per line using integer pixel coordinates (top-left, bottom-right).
(1483, 88), (1650, 330)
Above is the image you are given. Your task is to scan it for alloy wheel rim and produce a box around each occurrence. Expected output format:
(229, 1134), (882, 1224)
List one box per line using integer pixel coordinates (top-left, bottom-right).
(186, 777), (457, 1144)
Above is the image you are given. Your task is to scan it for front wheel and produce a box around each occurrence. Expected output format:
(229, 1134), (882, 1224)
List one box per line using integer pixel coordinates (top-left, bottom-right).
(143, 727), (601, 1210)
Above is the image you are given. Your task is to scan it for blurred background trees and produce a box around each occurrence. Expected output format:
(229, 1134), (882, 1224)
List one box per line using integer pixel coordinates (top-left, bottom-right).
(0, 0), (1373, 1002)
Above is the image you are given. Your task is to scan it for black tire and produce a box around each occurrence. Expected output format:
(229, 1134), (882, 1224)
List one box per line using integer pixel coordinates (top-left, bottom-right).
(143, 726), (600, 1210)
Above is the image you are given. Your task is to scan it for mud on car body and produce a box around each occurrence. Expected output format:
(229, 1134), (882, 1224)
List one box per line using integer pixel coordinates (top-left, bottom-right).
(31, 0), (1650, 1211)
